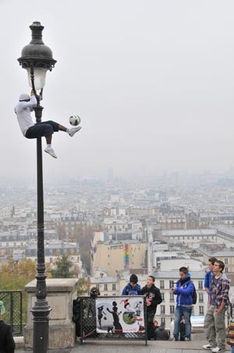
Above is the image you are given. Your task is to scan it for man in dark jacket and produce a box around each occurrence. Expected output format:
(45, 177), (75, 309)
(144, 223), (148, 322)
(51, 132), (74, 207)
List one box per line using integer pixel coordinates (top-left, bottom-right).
(140, 275), (162, 340)
(0, 301), (15, 353)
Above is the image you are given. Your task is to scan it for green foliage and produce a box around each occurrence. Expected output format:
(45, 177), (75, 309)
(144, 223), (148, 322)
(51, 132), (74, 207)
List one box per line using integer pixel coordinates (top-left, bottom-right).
(0, 259), (37, 324)
(77, 277), (89, 296)
(49, 255), (75, 278)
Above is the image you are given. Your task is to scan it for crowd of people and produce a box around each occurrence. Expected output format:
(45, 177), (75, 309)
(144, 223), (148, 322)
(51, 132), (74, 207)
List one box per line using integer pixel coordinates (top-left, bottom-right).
(120, 257), (234, 353)
(78, 259), (232, 352)
(121, 270), (194, 342)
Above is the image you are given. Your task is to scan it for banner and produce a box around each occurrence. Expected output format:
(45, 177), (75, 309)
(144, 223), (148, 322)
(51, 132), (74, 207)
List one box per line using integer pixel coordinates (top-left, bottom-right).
(95, 296), (145, 333)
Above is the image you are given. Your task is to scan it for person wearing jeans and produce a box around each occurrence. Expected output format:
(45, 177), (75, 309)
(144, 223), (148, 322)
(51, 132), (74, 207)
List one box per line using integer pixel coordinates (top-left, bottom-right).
(202, 260), (230, 353)
(169, 266), (195, 341)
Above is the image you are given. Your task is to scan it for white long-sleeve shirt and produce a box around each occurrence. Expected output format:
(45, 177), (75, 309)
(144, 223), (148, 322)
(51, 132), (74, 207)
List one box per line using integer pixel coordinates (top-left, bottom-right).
(14, 95), (37, 136)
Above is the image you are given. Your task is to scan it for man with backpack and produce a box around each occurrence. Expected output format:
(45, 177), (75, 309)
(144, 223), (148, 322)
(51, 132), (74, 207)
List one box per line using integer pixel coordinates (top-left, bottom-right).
(169, 266), (195, 341)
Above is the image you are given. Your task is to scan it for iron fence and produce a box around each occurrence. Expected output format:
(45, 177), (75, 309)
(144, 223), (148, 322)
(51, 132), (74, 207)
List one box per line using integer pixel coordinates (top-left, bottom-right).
(73, 296), (147, 345)
(0, 291), (23, 336)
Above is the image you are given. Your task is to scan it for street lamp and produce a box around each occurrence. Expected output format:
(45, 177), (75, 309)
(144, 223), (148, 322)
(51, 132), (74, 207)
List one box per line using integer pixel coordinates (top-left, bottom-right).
(18, 21), (56, 353)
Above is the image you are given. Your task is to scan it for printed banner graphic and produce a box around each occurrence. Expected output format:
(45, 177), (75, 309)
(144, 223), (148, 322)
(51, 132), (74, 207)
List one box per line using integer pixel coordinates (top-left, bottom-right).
(96, 296), (145, 333)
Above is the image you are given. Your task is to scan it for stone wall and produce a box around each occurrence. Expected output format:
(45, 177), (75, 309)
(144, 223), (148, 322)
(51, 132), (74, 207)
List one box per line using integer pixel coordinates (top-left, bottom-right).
(24, 278), (78, 350)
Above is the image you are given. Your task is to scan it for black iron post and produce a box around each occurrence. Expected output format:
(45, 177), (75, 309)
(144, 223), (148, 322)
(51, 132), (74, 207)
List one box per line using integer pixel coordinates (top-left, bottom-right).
(18, 22), (56, 353)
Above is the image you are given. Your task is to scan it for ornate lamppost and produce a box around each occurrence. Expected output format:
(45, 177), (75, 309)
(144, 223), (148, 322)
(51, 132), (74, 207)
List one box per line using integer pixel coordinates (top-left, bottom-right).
(18, 21), (56, 353)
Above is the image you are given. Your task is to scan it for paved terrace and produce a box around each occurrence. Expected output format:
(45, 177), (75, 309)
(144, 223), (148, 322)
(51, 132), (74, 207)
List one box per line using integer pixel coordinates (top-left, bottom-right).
(15, 332), (230, 353)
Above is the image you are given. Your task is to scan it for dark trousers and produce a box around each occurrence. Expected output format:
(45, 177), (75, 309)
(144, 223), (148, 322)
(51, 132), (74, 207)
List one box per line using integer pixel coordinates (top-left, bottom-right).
(147, 311), (155, 339)
(26, 120), (59, 138)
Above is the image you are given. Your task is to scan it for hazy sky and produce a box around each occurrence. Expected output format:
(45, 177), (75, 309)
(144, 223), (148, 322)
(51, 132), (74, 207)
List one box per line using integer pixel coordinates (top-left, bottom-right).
(1, 0), (234, 183)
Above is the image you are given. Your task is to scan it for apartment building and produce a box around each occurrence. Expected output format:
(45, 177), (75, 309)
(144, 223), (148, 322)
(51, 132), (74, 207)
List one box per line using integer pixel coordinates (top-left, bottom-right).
(91, 240), (148, 276)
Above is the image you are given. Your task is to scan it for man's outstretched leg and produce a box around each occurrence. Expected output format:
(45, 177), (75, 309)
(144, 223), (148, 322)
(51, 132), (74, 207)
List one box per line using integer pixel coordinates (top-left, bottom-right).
(57, 123), (82, 137)
(43, 122), (82, 158)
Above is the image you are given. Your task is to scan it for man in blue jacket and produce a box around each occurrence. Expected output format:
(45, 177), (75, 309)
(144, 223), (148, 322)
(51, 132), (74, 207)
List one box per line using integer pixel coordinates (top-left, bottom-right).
(170, 267), (195, 341)
(122, 274), (141, 296)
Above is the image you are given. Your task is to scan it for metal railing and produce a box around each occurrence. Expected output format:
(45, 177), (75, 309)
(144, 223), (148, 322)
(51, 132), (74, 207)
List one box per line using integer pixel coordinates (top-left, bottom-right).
(0, 291), (23, 336)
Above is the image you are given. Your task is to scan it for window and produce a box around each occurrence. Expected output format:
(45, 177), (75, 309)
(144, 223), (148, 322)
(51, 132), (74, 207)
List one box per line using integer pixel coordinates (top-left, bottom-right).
(161, 293), (165, 301)
(198, 281), (203, 290)
(224, 258), (228, 265)
(104, 284), (108, 291)
(199, 306), (204, 315)
(112, 283), (116, 291)
(169, 280), (174, 288)
(160, 305), (165, 314)
(170, 305), (175, 314)
(170, 293), (174, 301)
(160, 280), (164, 289)
(199, 293), (204, 303)
(161, 317), (165, 325)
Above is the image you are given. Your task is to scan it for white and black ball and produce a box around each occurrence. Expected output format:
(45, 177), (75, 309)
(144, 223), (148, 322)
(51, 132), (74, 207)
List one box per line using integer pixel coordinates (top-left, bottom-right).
(69, 115), (81, 126)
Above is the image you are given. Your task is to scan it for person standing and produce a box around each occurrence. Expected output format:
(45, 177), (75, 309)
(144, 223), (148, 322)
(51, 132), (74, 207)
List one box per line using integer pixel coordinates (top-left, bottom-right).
(202, 260), (230, 353)
(204, 257), (217, 296)
(140, 275), (162, 340)
(169, 266), (195, 341)
(122, 274), (141, 296)
(0, 301), (15, 353)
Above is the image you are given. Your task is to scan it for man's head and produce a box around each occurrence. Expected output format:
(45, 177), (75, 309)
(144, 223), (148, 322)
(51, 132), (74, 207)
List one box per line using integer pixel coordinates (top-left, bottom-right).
(146, 275), (155, 287)
(90, 287), (100, 298)
(179, 266), (189, 280)
(208, 257), (217, 270)
(213, 260), (225, 274)
(130, 274), (138, 287)
(19, 93), (30, 102)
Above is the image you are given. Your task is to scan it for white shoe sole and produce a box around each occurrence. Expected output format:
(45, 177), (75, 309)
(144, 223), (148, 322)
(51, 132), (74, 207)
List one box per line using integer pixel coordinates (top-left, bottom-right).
(44, 149), (57, 159)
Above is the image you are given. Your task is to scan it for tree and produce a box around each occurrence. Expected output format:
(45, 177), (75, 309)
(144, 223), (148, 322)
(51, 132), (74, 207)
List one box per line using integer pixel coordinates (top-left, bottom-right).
(0, 259), (37, 324)
(77, 278), (89, 296)
(50, 255), (75, 278)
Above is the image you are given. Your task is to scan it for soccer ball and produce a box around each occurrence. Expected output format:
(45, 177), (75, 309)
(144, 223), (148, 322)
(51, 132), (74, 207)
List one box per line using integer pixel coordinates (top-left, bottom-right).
(69, 115), (81, 126)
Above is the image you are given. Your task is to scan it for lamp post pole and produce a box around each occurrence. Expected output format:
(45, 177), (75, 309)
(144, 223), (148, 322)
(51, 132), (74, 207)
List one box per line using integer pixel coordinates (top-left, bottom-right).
(18, 22), (56, 353)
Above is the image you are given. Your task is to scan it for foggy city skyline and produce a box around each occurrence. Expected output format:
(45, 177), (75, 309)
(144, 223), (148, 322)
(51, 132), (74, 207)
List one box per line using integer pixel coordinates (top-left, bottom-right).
(1, 1), (234, 185)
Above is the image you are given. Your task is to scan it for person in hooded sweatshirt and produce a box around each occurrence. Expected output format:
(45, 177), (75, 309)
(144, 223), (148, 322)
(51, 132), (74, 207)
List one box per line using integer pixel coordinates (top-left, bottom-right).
(0, 301), (15, 353)
(169, 266), (194, 341)
(140, 275), (162, 340)
(122, 274), (141, 296)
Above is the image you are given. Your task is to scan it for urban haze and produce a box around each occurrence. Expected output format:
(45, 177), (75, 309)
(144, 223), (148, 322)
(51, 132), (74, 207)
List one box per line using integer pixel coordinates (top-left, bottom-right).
(0, 1), (234, 185)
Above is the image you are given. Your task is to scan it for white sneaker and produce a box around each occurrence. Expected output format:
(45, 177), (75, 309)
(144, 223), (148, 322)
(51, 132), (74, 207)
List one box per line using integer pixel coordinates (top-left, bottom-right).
(211, 348), (224, 353)
(44, 147), (57, 159)
(202, 344), (213, 349)
(68, 126), (82, 137)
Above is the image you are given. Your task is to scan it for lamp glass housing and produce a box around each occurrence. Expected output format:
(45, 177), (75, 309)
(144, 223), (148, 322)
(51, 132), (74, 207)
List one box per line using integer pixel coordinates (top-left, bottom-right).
(26, 67), (48, 90)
